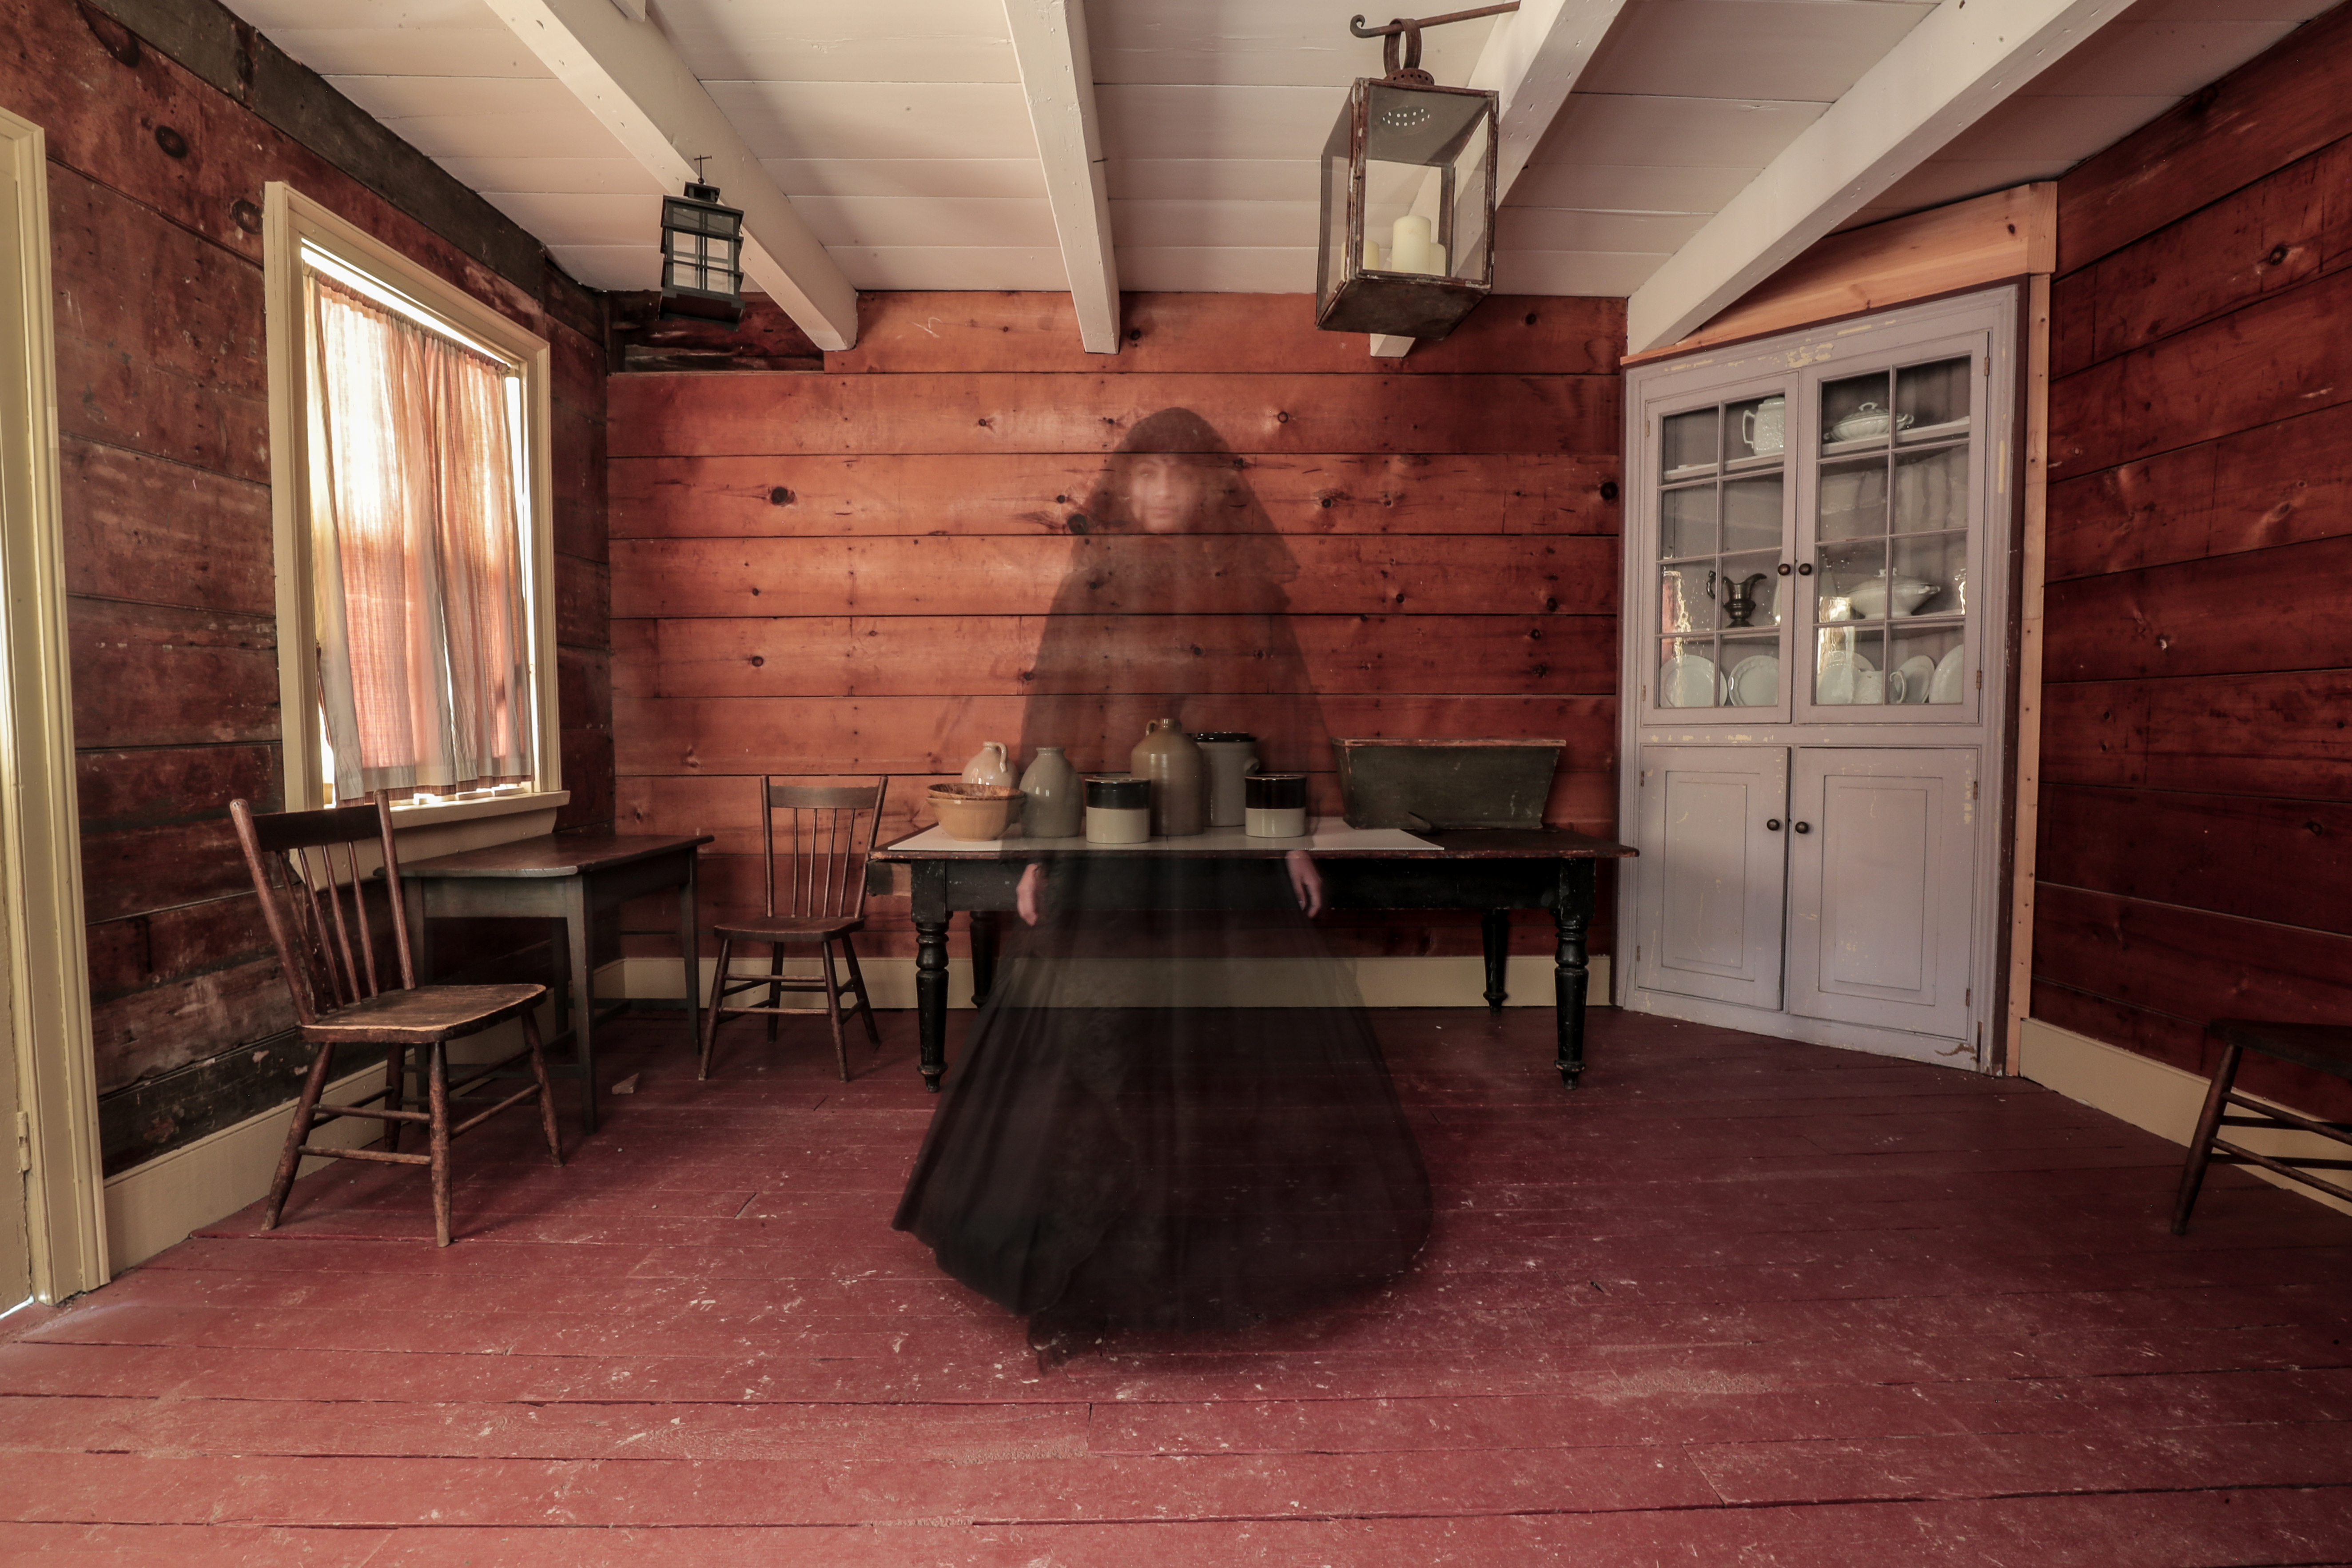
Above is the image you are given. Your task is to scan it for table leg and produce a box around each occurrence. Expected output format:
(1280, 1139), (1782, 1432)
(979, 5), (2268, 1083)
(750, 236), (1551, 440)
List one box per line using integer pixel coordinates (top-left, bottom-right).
(969, 910), (999, 1007)
(565, 880), (598, 1134)
(679, 849), (702, 1055)
(1553, 863), (1595, 1088)
(1480, 909), (1510, 1013)
(915, 916), (950, 1093)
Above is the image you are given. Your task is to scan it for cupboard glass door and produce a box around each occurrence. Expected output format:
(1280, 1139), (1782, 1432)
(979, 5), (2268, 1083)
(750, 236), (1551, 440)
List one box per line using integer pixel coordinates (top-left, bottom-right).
(1651, 390), (1791, 716)
(1801, 341), (1983, 718)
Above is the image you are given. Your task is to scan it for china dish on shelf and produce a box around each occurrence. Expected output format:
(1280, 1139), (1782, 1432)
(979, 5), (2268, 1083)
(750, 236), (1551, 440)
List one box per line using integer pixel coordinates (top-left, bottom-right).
(1659, 652), (1721, 708)
(1826, 402), (1917, 443)
(1897, 654), (1937, 704)
(1814, 649), (1875, 705)
(1727, 653), (1779, 707)
(1929, 645), (1967, 704)
(1846, 573), (1941, 619)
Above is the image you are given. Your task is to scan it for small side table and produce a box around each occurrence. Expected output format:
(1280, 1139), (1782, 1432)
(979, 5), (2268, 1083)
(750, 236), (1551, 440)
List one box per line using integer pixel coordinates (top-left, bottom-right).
(401, 833), (713, 1134)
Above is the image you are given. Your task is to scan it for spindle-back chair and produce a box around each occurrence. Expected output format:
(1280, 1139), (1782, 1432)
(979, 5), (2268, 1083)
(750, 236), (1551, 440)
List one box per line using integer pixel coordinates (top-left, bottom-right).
(2173, 1019), (2352, 1232)
(700, 779), (888, 1080)
(231, 796), (562, 1246)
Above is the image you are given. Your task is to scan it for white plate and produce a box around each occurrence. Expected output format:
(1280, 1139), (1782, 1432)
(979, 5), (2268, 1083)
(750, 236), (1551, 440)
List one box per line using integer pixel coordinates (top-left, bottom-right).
(1728, 654), (1779, 707)
(1815, 649), (1873, 705)
(1898, 654), (1936, 704)
(1929, 645), (1966, 703)
(1660, 653), (1720, 708)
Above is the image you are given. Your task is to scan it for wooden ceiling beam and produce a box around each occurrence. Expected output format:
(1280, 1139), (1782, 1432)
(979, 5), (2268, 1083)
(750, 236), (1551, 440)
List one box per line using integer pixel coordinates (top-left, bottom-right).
(1625, 0), (2133, 356)
(1002, 0), (1119, 354)
(1372, 0), (1629, 360)
(483, 0), (859, 350)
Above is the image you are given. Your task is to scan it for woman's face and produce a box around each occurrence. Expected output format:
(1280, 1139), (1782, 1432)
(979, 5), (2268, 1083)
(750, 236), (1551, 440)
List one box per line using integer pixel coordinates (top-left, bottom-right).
(1129, 453), (1209, 533)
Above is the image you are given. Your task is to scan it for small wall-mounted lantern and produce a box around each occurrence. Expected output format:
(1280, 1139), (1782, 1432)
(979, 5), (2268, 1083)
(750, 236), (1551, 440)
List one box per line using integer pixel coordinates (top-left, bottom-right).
(1315, 7), (1512, 341)
(658, 170), (746, 326)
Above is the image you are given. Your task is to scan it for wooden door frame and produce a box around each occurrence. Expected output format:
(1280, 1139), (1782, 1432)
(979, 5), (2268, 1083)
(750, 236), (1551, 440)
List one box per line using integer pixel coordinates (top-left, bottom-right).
(0, 106), (109, 1301)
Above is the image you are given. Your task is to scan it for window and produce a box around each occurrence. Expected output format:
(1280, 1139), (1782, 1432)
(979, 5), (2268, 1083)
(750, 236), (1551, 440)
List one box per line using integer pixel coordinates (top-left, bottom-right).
(262, 184), (560, 817)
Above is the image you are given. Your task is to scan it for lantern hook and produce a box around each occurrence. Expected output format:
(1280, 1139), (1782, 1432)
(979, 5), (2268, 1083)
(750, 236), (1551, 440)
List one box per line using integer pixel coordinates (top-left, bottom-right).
(1350, 4), (1520, 84)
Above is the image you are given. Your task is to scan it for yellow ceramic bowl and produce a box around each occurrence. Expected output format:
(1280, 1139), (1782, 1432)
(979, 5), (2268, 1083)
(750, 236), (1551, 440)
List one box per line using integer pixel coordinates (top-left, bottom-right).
(928, 784), (1023, 841)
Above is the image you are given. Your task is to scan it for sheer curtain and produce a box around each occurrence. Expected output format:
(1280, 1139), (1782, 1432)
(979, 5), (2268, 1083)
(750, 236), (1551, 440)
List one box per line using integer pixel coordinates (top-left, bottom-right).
(304, 271), (533, 801)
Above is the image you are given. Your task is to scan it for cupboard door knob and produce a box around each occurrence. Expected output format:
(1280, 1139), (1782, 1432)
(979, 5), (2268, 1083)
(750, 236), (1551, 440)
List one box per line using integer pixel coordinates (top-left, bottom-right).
(1766, 818), (1782, 832)
(1793, 821), (1811, 834)
(1775, 563), (1791, 577)
(1796, 562), (1814, 577)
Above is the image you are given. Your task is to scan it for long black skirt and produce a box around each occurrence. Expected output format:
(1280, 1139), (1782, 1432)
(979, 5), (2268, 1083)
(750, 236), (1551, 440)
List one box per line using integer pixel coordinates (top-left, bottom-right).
(891, 857), (1432, 1335)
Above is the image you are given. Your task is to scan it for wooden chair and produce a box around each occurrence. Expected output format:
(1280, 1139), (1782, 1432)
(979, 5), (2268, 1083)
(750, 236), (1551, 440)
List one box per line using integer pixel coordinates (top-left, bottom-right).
(700, 779), (887, 1081)
(2173, 1019), (2352, 1233)
(231, 796), (563, 1246)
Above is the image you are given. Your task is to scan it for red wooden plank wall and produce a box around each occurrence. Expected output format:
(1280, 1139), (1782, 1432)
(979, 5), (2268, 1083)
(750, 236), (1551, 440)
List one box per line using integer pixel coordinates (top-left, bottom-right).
(2, 0), (613, 1158)
(2041, 1), (2352, 1119)
(608, 291), (1625, 960)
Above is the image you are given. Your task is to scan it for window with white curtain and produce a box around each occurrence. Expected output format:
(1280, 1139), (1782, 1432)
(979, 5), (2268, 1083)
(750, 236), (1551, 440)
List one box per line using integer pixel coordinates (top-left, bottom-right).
(263, 183), (560, 817)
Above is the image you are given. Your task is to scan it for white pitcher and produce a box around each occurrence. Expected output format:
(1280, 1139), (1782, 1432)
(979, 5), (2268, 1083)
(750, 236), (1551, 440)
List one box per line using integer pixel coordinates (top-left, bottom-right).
(960, 741), (1015, 789)
(1740, 395), (1786, 456)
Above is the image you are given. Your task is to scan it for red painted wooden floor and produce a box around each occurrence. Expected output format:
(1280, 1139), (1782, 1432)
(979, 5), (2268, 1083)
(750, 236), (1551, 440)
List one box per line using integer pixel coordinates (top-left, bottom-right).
(4, 1008), (2350, 1566)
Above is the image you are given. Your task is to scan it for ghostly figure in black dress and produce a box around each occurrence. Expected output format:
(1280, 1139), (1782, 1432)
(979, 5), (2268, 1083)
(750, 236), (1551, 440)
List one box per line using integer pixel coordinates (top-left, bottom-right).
(891, 409), (1432, 1338)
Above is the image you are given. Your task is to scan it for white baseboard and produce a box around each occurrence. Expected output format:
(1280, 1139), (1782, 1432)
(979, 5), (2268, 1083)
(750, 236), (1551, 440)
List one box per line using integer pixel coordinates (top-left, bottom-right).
(618, 952), (1612, 1011)
(2018, 1015), (2352, 1220)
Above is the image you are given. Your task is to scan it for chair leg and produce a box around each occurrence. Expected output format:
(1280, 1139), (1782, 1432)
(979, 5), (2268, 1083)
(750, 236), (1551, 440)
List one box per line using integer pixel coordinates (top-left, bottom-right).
(427, 1041), (454, 1248)
(382, 1044), (406, 1156)
(820, 939), (850, 1082)
(524, 1004), (563, 1167)
(699, 936), (732, 1080)
(840, 935), (880, 1046)
(264, 1039), (340, 1230)
(766, 943), (786, 1043)
(2173, 1040), (2243, 1235)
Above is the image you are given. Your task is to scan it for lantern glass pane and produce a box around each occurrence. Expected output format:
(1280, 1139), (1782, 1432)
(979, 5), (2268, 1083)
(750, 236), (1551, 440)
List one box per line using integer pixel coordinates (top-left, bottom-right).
(1445, 112), (1492, 284)
(1320, 144), (1353, 310)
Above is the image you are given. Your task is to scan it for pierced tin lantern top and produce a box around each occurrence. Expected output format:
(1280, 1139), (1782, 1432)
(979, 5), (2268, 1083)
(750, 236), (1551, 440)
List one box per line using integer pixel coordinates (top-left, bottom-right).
(1314, 15), (1504, 341)
(659, 180), (746, 326)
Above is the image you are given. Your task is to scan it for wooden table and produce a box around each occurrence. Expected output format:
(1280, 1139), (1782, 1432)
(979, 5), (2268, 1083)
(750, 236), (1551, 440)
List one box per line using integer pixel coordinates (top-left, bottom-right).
(400, 833), (713, 1133)
(873, 824), (1635, 1094)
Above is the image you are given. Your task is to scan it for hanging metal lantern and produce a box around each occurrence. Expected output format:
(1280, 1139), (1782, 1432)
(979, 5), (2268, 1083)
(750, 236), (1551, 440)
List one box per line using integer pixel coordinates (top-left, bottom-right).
(1315, 9), (1508, 340)
(658, 177), (746, 326)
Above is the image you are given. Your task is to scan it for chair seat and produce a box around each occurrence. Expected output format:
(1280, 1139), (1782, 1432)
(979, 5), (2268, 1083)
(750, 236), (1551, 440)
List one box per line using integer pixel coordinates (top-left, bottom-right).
(712, 913), (864, 942)
(301, 982), (546, 1046)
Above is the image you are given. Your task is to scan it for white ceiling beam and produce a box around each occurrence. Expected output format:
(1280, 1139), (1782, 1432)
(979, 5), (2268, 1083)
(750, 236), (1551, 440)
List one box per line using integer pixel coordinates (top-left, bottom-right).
(1625, 0), (2133, 355)
(483, 0), (859, 350)
(1372, 0), (1628, 359)
(1002, 0), (1119, 354)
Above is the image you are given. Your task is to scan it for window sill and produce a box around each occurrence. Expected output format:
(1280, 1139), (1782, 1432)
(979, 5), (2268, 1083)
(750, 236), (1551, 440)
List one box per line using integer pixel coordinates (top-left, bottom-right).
(386, 790), (569, 827)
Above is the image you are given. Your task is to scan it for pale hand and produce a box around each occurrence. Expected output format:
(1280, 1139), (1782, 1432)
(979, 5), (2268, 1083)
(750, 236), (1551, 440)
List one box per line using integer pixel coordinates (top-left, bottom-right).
(1285, 849), (1325, 918)
(1017, 862), (1047, 926)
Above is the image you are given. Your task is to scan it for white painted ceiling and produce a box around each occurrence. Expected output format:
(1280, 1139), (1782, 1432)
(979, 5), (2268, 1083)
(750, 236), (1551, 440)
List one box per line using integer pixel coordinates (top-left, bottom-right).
(224, 0), (2334, 306)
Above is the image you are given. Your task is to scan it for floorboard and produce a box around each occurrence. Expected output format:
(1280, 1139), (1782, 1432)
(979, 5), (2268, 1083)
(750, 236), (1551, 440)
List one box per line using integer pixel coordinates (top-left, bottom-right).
(3, 1007), (2348, 1564)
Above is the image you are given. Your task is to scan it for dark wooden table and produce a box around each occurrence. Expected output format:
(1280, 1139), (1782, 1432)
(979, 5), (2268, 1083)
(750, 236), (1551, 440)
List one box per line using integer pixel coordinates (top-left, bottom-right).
(400, 833), (713, 1133)
(873, 827), (1635, 1094)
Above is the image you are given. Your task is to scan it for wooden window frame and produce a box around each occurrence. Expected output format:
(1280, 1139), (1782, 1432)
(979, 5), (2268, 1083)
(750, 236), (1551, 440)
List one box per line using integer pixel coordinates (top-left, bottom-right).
(261, 182), (564, 827)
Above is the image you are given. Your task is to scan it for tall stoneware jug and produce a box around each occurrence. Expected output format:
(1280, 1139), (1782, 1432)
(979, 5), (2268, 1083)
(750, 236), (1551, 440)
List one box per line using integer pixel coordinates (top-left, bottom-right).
(1130, 719), (1206, 837)
(1018, 746), (1082, 838)
(1192, 732), (1259, 828)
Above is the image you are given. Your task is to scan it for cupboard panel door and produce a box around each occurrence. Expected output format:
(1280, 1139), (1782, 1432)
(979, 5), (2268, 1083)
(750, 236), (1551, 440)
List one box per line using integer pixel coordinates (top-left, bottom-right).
(1636, 746), (1789, 1011)
(1787, 748), (1976, 1038)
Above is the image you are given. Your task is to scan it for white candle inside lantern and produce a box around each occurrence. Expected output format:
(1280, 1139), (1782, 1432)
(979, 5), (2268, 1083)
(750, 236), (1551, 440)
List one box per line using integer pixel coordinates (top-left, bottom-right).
(1429, 242), (1448, 277)
(1390, 214), (1433, 275)
(1361, 237), (1385, 271)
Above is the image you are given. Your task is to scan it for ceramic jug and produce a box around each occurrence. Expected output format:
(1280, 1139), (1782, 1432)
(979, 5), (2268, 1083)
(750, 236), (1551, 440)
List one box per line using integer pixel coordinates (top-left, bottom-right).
(960, 741), (1015, 789)
(1130, 720), (1206, 837)
(1192, 732), (1259, 828)
(1019, 746), (1082, 838)
(1740, 395), (1786, 455)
